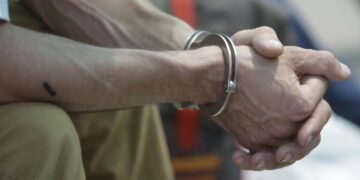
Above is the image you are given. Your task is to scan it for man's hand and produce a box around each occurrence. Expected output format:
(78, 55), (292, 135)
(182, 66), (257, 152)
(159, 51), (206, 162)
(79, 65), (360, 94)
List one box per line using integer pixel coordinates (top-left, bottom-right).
(228, 27), (351, 170)
(231, 99), (331, 170)
(214, 46), (350, 170)
(232, 26), (284, 58)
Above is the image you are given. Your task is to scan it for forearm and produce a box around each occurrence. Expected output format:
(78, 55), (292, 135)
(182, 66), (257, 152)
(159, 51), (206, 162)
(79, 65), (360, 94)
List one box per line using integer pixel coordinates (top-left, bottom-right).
(24, 0), (194, 50)
(0, 24), (222, 111)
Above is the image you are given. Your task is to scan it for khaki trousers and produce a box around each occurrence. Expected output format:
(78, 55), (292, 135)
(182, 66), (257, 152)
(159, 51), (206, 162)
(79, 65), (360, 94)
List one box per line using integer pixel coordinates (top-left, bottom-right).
(0, 103), (85, 180)
(0, 1), (174, 180)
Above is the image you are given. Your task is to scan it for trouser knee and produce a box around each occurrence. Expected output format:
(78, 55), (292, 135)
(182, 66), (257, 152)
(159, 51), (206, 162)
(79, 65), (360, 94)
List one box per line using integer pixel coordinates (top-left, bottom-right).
(0, 103), (84, 180)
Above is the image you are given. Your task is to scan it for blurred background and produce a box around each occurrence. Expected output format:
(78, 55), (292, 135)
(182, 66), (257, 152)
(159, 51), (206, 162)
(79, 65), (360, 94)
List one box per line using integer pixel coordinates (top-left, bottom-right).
(153, 0), (360, 179)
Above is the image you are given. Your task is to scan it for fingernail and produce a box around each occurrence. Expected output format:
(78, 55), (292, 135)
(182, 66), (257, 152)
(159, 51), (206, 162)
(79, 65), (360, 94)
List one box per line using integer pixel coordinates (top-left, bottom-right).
(340, 63), (351, 77)
(268, 39), (283, 49)
(281, 153), (293, 163)
(256, 160), (266, 169)
(305, 135), (313, 145)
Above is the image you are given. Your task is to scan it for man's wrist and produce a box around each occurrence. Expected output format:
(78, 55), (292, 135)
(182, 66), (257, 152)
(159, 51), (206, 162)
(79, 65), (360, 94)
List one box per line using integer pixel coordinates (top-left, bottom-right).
(171, 21), (195, 49)
(180, 46), (224, 105)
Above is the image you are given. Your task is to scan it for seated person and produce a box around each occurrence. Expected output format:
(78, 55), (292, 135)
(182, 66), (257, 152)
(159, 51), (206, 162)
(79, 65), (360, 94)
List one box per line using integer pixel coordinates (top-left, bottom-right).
(0, 0), (351, 179)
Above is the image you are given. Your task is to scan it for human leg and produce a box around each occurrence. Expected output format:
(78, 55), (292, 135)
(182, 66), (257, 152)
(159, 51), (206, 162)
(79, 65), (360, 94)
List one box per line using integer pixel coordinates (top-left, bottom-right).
(0, 102), (85, 180)
(71, 106), (174, 180)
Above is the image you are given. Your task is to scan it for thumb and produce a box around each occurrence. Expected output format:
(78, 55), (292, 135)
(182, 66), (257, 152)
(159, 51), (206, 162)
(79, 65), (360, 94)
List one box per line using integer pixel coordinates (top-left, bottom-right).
(232, 26), (284, 59)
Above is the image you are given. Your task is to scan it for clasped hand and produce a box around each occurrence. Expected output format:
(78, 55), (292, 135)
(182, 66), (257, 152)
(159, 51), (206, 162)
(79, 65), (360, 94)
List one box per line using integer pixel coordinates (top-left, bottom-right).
(213, 27), (351, 170)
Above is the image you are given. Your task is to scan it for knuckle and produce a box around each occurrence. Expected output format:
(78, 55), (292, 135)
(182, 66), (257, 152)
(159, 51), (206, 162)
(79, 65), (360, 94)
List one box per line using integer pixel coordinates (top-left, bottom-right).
(232, 31), (242, 39)
(297, 137), (321, 160)
(310, 126), (322, 136)
(267, 120), (298, 138)
(321, 50), (336, 60)
(261, 133), (278, 144)
(320, 51), (337, 69)
(257, 26), (275, 34)
(289, 97), (313, 120)
(232, 30), (251, 43)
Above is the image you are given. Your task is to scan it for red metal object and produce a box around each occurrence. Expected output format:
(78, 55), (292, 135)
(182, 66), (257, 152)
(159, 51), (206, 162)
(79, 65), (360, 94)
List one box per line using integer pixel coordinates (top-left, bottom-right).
(170, 0), (197, 27)
(175, 109), (200, 152)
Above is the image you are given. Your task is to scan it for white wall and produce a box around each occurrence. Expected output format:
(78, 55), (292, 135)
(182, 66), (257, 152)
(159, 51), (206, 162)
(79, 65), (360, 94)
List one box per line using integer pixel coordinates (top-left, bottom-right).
(289, 0), (360, 52)
(288, 0), (360, 80)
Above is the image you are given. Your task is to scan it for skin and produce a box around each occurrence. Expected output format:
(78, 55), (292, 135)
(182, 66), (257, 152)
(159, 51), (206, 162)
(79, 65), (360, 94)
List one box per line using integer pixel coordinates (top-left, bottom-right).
(5, 0), (349, 170)
(23, 0), (193, 50)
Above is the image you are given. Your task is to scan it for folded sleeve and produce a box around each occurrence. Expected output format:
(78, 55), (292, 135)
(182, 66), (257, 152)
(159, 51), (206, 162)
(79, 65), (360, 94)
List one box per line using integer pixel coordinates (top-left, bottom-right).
(0, 0), (9, 22)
